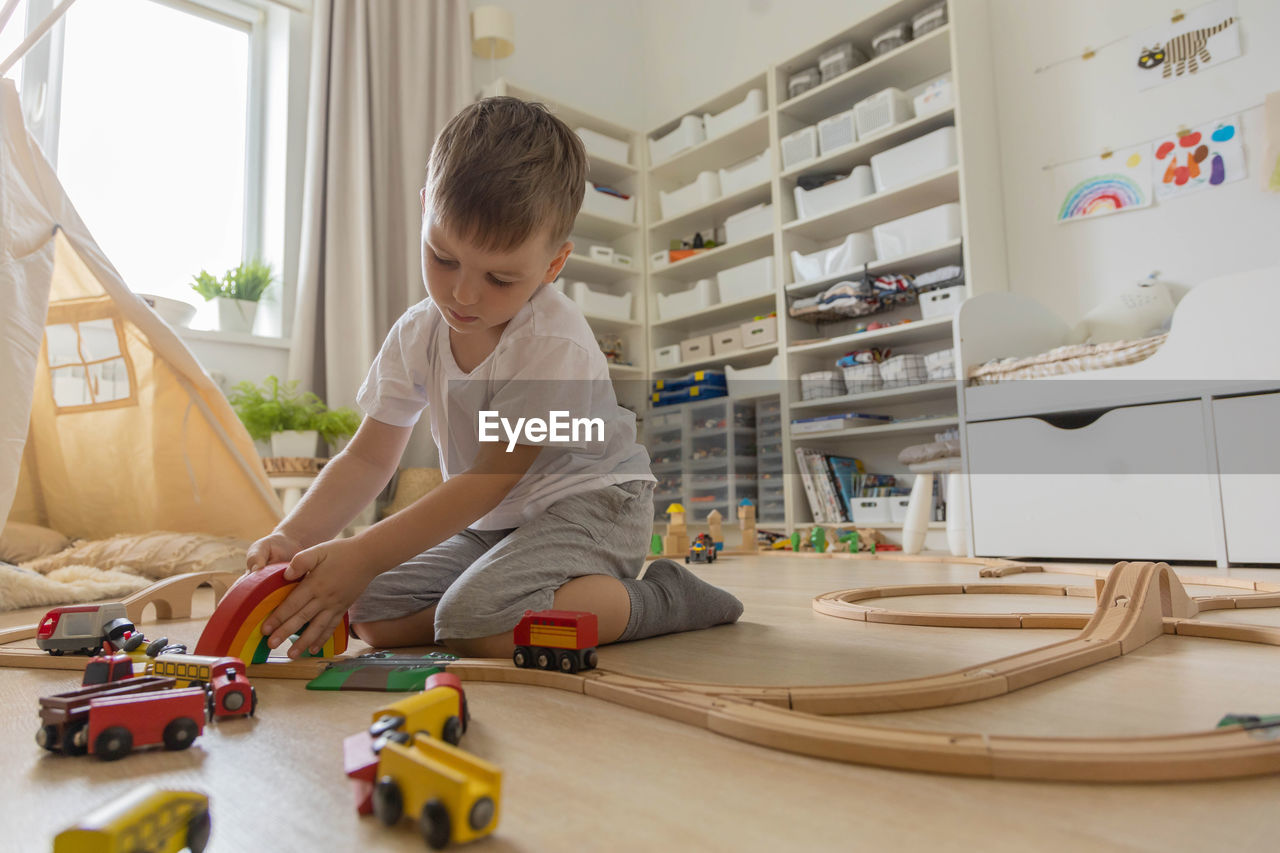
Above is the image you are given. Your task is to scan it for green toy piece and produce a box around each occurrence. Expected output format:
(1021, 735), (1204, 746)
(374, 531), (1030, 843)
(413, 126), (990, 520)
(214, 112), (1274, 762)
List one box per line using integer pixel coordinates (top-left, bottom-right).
(809, 526), (827, 553)
(306, 651), (459, 692)
(839, 530), (860, 553)
(790, 531), (801, 552)
(650, 533), (663, 555)
(1217, 713), (1280, 730)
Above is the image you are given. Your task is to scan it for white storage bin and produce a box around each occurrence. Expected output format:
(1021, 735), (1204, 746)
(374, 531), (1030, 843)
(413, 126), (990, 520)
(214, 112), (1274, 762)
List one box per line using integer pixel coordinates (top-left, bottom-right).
(850, 496), (893, 525)
(712, 328), (742, 355)
(841, 361), (882, 393)
(781, 126), (818, 170)
(717, 256), (774, 302)
(659, 170), (721, 220)
(725, 354), (784, 398)
(656, 278), (718, 321)
(575, 127), (630, 164)
(919, 285), (967, 320)
(871, 22), (911, 56)
(588, 245), (614, 262)
(869, 126), (958, 192)
(571, 282), (633, 321)
(817, 108), (858, 155)
(654, 344), (682, 368)
(650, 250), (670, 269)
(793, 170), (874, 220)
(703, 88), (765, 140)
(740, 316), (777, 348)
(724, 203), (773, 243)
(789, 232), (876, 283)
(581, 181), (636, 223)
(889, 496), (913, 524)
(649, 115), (706, 164)
(911, 1), (948, 38)
(718, 149), (771, 195)
(914, 73), (954, 116)
(879, 353), (928, 388)
(872, 202), (962, 261)
(854, 88), (915, 139)
(801, 370), (845, 400)
(680, 334), (712, 362)
(924, 348), (955, 380)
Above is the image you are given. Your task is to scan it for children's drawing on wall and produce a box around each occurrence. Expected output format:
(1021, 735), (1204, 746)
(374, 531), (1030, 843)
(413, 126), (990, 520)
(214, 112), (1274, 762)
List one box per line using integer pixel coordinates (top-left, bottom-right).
(1056, 145), (1153, 223)
(1132, 0), (1240, 90)
(1153, 116), (1246, 202)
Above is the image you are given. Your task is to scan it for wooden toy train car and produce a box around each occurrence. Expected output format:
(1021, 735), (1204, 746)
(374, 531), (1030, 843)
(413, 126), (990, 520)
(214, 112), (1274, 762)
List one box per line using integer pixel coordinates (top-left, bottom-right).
(148, 653), (257, 719)
(36, 604), (135, 656)
(37, 676), (207, 761)
(512, 609), (598, 673)
(372, 733), (502, 849)
(370, 673), (468, 746)
(54, 785), (211, 853)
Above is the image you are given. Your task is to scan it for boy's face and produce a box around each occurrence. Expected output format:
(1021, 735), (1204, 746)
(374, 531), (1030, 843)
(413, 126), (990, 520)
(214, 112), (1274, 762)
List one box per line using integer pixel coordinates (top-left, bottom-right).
(420, 192), (572, 337)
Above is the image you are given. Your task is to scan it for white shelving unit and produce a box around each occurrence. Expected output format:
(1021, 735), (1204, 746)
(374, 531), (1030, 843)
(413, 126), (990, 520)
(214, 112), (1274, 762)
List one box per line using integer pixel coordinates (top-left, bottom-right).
(483, 80), (650, 414)
(637, 0), (1007, 543)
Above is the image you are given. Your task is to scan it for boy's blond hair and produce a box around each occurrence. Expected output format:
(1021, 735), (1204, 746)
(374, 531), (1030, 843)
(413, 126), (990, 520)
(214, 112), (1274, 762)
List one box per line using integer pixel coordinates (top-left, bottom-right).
(425, 97), (588, 252)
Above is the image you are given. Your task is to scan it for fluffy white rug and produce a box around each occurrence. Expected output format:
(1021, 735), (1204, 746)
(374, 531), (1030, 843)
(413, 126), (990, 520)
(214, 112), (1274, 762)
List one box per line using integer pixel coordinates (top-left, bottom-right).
(0, 562), (152, 610)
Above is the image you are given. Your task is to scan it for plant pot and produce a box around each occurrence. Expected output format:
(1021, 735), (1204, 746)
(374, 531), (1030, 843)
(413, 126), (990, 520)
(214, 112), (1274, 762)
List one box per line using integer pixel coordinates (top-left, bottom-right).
(216, 297), (259, 334)
(270, 430), (319, 458)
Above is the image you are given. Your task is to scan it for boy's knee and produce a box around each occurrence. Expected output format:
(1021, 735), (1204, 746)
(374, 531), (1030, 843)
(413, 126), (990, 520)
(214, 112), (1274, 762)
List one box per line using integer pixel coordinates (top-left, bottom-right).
(350, 621), (394, 648)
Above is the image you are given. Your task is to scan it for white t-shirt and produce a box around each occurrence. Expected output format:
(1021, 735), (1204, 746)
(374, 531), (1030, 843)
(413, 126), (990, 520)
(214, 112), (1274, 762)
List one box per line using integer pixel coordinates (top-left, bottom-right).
(356, 286), (654, 529)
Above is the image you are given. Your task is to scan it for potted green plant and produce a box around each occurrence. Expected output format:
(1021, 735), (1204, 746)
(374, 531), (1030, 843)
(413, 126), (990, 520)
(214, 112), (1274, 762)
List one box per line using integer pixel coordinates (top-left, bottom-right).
(227, 376), (361, 458)
(188, 260), (275, 334)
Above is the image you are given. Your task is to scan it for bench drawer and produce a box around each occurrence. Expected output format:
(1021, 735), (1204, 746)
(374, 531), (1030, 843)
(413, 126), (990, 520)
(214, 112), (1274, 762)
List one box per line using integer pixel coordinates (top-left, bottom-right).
(967, 400), (1219, 560)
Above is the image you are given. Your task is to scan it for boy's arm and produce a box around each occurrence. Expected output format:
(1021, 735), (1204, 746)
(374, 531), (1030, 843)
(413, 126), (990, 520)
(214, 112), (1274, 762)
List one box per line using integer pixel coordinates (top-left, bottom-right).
(268, 416), (412, 551)
(262, 441), (543, 657)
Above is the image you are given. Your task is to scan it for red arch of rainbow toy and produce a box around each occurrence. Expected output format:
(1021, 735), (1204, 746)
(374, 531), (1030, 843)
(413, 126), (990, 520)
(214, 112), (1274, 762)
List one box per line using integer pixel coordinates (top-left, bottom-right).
(195, 564), (349, 663)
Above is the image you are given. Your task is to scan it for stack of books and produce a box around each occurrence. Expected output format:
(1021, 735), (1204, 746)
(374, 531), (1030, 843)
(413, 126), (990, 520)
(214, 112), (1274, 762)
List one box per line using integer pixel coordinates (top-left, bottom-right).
(794, 448), (898, 524)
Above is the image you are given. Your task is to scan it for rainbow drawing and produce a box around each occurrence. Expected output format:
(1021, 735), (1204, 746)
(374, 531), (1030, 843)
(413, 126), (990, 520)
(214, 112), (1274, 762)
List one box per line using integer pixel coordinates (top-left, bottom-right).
(1058, 173), (1148, 221)
(195, 564), (349, 663)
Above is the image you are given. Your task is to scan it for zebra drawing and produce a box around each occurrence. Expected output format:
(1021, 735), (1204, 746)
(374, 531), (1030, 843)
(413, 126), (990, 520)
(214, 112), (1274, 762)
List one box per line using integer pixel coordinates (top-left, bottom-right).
(1138, 17), (1236, 78)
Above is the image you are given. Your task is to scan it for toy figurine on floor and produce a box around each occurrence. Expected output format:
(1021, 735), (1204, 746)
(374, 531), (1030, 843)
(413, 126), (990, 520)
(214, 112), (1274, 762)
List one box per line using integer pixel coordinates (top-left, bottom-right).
(809, 527), (827, 553)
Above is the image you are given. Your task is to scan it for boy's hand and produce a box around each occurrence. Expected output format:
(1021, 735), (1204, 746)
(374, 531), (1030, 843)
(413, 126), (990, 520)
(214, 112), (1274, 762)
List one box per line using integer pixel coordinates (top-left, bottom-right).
(260, 538), (377, 659)
(246, 531), (304, 572)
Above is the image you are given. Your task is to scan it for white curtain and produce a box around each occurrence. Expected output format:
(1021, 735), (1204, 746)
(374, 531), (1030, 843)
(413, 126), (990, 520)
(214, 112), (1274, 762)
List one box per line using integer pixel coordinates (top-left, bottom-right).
(289, 0), (472, 416)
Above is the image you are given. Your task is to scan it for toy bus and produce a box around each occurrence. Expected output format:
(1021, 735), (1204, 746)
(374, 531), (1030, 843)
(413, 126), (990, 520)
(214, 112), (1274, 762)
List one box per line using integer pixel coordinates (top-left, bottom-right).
(148, 653), (256, 719)
(37, 604), (135, 656)
(372, 733), (501, 849)
(512, 609), (598, 673)
(370, 673), (467, 746)
(53, 784), (210, 853)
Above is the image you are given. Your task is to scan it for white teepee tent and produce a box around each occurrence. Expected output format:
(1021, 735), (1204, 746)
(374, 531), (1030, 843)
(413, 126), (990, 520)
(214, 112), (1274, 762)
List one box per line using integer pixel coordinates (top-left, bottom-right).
(0, 76), (282, 541)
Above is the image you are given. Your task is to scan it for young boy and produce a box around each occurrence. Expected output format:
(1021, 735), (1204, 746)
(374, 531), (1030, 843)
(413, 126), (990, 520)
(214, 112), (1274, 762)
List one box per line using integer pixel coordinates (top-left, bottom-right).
(247, 97), (743, 660)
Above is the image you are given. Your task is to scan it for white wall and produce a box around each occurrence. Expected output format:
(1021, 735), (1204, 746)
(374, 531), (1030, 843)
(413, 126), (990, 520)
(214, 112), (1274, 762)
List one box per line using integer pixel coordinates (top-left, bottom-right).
(467, 0), (645, 128)
(988, 0), (1280, 322)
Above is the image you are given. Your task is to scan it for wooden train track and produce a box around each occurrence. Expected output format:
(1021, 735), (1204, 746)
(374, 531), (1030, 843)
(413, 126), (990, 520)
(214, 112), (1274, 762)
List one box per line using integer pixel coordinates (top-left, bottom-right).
(6, 562), (1280, 781)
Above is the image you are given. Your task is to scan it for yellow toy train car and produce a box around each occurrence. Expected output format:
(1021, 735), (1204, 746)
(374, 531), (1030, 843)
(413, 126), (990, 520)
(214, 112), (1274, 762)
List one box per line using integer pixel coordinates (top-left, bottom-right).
(53, 785), (210, 853)
(372, 734), (501, 849)
(370, 672), (467, 746)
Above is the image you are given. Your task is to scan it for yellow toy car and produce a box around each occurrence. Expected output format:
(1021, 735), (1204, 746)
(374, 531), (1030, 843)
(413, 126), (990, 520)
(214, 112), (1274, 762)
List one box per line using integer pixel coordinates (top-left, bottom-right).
(53, 785), (210, 853)
(370, 673), (467, 746)
(372, 733), (501, 849)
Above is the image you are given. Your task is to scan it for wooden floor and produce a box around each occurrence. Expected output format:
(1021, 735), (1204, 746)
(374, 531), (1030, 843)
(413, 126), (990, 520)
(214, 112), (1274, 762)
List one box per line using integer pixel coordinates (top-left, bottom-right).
(6, 554), (1280, 851)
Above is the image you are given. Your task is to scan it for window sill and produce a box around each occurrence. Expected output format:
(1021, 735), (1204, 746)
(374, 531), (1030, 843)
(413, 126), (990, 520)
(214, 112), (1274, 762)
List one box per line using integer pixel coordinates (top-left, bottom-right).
(178, 327), (293, 350)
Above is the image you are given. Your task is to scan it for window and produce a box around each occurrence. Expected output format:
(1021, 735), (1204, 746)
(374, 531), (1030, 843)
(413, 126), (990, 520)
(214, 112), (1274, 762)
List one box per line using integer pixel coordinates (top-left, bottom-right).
(56, 0), (251, 308)
(45, 318), (136, 409)
(15, 0), (309, 335)
(0, 0), (30, 89)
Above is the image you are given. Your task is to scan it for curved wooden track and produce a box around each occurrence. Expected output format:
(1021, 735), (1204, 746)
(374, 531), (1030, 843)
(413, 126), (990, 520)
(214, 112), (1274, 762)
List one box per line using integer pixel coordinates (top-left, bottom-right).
(5, 562), (1280, 782)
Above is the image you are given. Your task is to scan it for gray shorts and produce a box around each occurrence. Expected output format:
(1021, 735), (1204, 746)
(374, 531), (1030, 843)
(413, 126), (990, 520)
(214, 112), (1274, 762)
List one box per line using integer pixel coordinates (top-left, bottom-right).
(349, 479), (655, 640)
